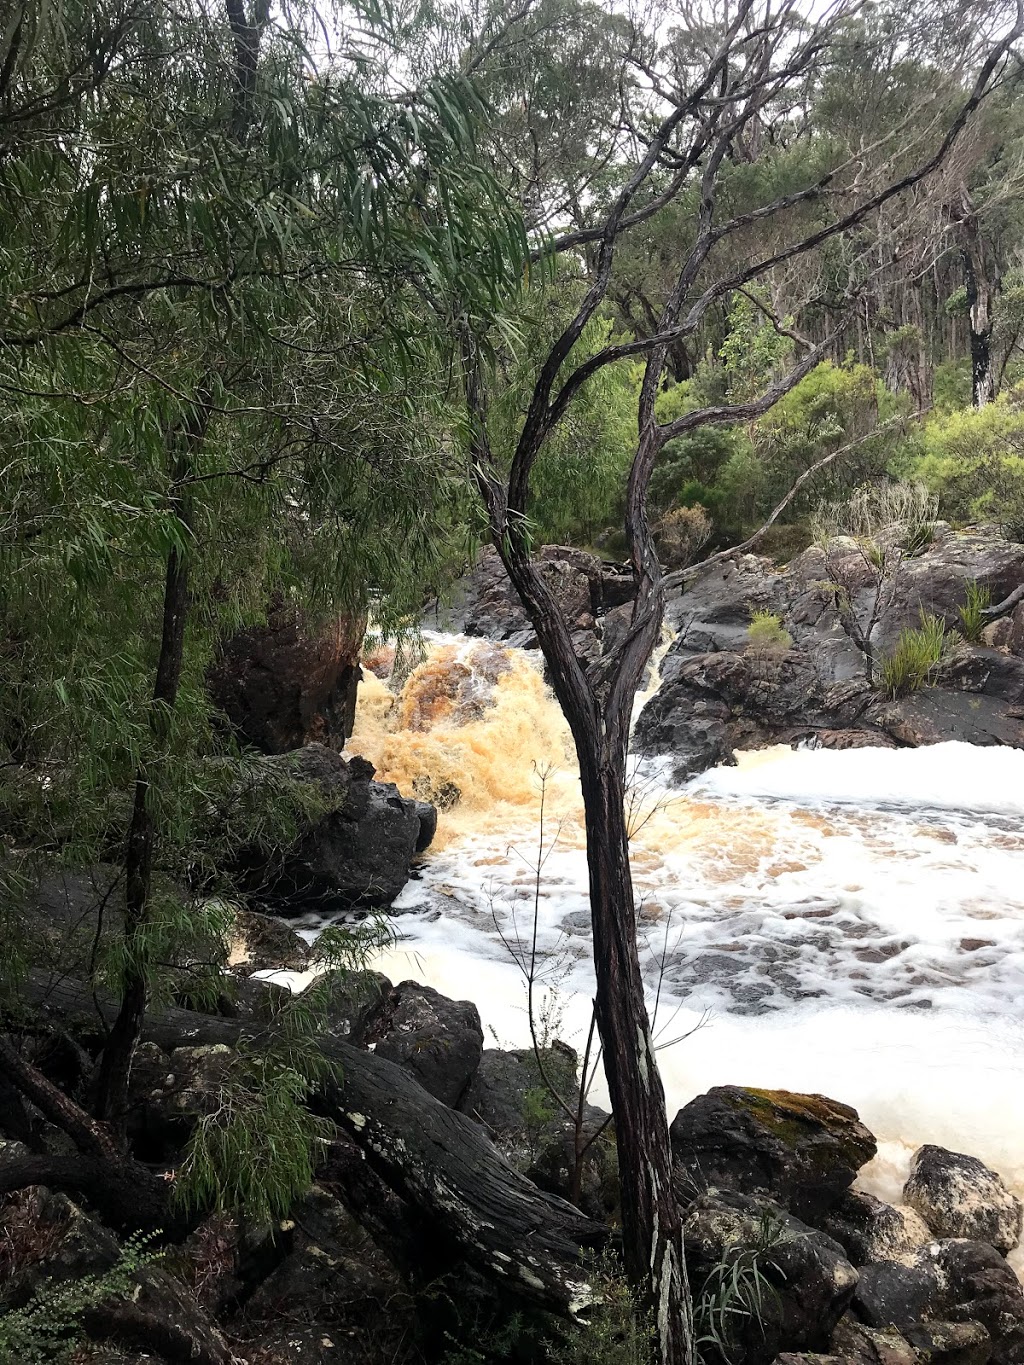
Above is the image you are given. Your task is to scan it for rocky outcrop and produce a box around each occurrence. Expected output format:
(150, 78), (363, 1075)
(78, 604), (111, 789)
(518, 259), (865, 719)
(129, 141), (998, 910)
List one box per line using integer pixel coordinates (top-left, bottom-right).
(209, 602), (365, 755)
(235, 745), (435, 914)
(670, 1085), (877, 1221)
(425, 543), (635, 662)
(818, 1189), (932, 1267)
(904, 1146), (1023, 1255)
(637, 528), (1024, 775)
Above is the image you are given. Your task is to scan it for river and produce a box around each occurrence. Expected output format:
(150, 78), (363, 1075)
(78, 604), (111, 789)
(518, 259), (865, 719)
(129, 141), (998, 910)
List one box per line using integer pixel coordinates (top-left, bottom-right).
(342, 632), (1024, 1262)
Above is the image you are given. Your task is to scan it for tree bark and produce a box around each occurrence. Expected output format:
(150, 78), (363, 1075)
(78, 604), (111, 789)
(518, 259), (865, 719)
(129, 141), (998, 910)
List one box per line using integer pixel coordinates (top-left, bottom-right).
(957, 189), (998, 408)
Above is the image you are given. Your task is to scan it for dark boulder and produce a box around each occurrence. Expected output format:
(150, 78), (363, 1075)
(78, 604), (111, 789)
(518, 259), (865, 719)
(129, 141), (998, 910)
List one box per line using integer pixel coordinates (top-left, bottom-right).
(372, 981), (483, 1107)
(684, 1189), (858, 1365)
(208, 602), (364, 755)
(237, 745), (435, 914)
(853, 1238), (1024, 1365)
(231, 909), (309, 974)
(304, 968), (391, 1047)
(904, 1147), (1023, 1255)
(831, 1313), (991, 1365)
(670, 1085), (877, 1221)
(817, 1189), (931, 1267)
(458, 1045), (618, 1220)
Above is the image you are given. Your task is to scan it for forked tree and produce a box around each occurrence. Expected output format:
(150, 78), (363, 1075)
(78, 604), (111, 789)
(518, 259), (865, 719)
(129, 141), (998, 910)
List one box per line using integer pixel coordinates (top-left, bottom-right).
(459, 2), (1023, 1360)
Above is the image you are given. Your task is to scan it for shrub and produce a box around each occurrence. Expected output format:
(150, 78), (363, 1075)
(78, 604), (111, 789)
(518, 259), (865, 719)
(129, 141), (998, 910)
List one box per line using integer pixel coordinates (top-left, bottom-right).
(879, 613), (951, 698)
(746, 610), (793, 653)
(908, 390), (1024, 536)
(958, 579), (992, 644)
(654, 504), (713, 568)
(0, 1232), (160, 1364)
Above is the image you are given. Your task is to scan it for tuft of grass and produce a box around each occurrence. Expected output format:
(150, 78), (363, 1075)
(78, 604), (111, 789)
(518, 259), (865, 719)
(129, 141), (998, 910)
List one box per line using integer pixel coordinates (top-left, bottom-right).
(957, 579), (991, 644)
(746, 610), (793, 653)
(879, 613), (950, 699)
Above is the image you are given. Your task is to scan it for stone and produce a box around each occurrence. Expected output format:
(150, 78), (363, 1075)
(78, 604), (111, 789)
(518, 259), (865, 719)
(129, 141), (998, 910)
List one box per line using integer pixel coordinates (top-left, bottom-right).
(904, 1146), (1023, 1255)
(670, 1085), (877, 1221)
(853, 1249), (946, 1328)
(817, 1189), (932, 1267)
(208, 602), (364, 754)
(127, 1042), (236, 1159)
(684, 1190), (858, 1365)
(306, 969), (391, 1047)
(236, 745), (435, 913)
(373, 981), (483, 1107)
(231, 909), (309, 974)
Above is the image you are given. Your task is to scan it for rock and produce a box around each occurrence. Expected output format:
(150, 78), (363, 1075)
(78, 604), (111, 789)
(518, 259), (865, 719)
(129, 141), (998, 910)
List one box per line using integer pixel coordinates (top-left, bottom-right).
(684, 1190), (858, 1365)
(817, 1190), (932, 1267)
(874, 691), (1024, 750)
(127, 1042), (235, 1159)
(373, 981), (483, 1107)
(236, 745), (435, 913)
(903, 1320), (993, 1365)
(424, 543), (635, 662)
(458, 1046), (618, 1220)
(853, 1249), (946, 1328)
(80, 1263), (232, 1365)
(831, 1313), (991, 1365)
(904, 1147), (1023, 1255)
(853, 1238), (1024, 1364)
(305, 968), (391, 1047)
(208, 602), (364, 754)
(0, 1189), (119, 1309)
(231, 909), (309, 974)
(670, 1085), (877, 1221)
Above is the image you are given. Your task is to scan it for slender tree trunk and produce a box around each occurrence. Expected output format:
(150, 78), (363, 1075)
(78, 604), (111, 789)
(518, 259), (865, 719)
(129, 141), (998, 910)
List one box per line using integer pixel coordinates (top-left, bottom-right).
(578, 744), (693, 1365)
(957, 190), (998, 408)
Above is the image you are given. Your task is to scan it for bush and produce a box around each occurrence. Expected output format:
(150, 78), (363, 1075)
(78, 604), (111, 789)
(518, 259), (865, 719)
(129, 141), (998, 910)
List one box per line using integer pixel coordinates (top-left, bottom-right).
(958, 579), (992, 644)
(908, 390), (1024, 537)
(654, 504), (713, 568)
(746, 610), (793, 652)
(879, 613), (951, 698)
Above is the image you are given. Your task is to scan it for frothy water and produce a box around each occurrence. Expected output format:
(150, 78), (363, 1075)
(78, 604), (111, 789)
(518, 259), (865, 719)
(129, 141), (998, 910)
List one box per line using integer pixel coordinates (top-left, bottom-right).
(339, 633), (1024, 1250)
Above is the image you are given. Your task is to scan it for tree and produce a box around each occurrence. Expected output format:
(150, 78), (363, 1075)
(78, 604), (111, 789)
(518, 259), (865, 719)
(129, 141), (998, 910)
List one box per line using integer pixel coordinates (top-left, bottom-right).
(457, 3), (1023, 1361)
(1, 0), (524, 1206)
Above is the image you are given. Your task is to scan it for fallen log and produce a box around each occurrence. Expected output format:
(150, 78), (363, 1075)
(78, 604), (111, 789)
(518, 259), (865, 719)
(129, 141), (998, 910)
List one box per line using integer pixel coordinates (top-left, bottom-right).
(10, 971), (606, 1314)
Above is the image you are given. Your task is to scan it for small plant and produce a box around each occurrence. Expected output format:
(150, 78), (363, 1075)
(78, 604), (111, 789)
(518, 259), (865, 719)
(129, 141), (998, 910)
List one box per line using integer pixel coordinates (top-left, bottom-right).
(654, 504), (713, 569)
(879, 613), (951, 698)
(746, 610), (793, 653)
(694, 1212), (784, 1364)
(0, 1231), (161, 1364)
(549, 1248), (654, 1365)
(957, 579), (992, 643)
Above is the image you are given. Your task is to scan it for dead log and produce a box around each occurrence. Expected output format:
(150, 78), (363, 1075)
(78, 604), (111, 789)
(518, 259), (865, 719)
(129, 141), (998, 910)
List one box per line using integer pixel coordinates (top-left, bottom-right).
(11, 972), (605, 1314)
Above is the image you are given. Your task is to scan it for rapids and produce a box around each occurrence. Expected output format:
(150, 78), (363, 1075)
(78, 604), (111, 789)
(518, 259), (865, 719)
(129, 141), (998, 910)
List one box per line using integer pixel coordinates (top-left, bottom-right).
(342, 632), (1024, 1259)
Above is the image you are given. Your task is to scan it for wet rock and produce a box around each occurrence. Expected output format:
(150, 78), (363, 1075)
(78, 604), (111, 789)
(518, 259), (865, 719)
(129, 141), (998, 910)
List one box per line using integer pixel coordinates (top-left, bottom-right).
(904, 1146), (1023, 1254)
(208, 602), (364, 754)
(684, 1190), (858, 1365)
(670, 1085), (877, 1221)
(424, 543), (635, 661)
(306, 968), (391, 1047)
(853, 1237), (1024, 1364)
(830, 1315), (922, 1365)
(817, 1189), (932, 1267)
(875, 691), (1024, 750)
(231, 909), (309, 974)
(236, 745), (435, 913)
(458, 1045), (617, 1219)
(853, 1249), (946, 1328)
(373, 981), (483, 1107)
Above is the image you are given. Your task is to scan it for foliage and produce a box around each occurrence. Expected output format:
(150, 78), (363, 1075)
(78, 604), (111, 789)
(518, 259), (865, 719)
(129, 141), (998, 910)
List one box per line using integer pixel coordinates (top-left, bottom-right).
(654, 506), (714, 569)
(909, 390), (1024, 538)
(693, 1212), (784, 1365)
(549, 1250), (654, 1365)
(958, 580), (993, 642)
(0, 1232), (161, 1364)
(746, 612), (794, 653)
(879, 614), (953, 699)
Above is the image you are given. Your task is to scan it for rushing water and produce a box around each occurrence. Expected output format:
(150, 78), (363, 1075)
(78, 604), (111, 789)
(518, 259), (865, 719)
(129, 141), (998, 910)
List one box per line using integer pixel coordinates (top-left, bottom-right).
(339, 632), (1024, 1259)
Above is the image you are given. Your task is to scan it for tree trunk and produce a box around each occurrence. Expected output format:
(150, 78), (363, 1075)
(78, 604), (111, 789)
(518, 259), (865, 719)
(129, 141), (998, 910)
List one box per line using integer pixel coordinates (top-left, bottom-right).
(578, 746), (693, 1365)
(958, 190), (998, 408)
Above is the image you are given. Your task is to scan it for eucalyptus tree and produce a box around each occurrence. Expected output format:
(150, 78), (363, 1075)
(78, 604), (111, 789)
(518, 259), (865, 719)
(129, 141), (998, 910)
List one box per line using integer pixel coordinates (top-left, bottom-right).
(457, 2), (1024, 1361)
(0, 0), (524, 1189)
